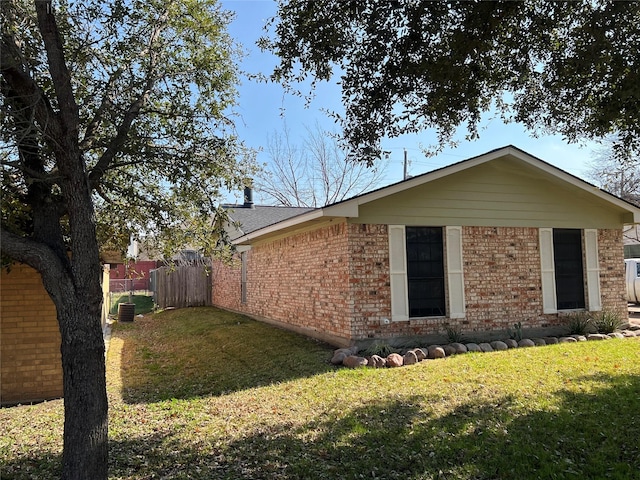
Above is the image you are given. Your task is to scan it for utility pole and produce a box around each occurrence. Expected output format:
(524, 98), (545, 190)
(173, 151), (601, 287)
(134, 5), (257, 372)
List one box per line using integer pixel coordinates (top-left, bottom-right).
(403, 148), (408, 180)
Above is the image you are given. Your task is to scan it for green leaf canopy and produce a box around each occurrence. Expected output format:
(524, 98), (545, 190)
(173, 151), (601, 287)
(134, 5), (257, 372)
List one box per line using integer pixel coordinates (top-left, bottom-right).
(262, 0), (640, 161)
(1, 0), (255, 261)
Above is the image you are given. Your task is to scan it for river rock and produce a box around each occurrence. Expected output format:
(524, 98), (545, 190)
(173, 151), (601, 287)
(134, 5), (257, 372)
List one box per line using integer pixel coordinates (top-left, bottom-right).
(478, 342), (494, 352)
(343, 355), (368, 368)
(427, 346), (446, 359)
(504, 339), (519, 348)
(465, 343), (482, 352)
(331, 351), (348, 365)
(443, 345), (458, 356)
(518, 339), (535, 348)
(490, 341), (508, 351)
(587, 333), (608, 341)
(403, 351), (419, 365)
(559, 336), (577, 343)
(450, 342), (468, 354)
(410, 348), (427, 361)
(367, 355), (386, 368)
(386, 353), (404, 367)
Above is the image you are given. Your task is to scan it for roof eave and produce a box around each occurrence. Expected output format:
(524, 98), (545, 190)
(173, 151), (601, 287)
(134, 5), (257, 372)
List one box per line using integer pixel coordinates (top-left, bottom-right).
(233, 208), (329, 245)
(232, 145), (640, 243)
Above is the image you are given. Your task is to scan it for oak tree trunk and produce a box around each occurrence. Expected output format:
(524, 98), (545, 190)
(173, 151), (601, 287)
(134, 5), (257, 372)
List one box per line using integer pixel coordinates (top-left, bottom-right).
(57, 300), (108, 479)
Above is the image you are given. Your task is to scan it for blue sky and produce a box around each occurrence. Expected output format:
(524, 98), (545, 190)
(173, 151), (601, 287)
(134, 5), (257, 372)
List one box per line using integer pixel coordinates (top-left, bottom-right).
(222, 0), (600, 202)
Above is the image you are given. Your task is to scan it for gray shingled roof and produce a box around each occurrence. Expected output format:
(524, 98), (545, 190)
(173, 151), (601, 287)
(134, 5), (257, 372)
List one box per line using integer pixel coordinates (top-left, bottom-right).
(224, 204), (315, 240)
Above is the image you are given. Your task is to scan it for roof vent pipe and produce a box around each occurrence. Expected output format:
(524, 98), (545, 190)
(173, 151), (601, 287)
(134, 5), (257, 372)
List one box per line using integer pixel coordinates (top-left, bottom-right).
(243, 185), (255, 209)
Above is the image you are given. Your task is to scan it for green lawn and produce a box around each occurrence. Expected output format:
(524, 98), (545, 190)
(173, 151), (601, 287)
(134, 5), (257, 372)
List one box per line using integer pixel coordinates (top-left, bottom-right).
(1, 307), (639, 479)
(109, 294), (155, 315)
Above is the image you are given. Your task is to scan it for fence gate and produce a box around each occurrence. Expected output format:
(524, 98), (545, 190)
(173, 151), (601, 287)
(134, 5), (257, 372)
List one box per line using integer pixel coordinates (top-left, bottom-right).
(151, 266), (212, 309)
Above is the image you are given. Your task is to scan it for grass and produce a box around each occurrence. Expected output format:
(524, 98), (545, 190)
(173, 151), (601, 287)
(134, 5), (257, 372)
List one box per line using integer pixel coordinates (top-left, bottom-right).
(1, 306), (639, 479)
(109, 294), (155, 315)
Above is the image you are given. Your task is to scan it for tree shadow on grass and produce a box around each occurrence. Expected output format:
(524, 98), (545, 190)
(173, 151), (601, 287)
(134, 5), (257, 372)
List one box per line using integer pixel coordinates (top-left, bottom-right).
(113, 307), (336, 404)
(210, 372), (640, 479)
(4, 373), (638, 479)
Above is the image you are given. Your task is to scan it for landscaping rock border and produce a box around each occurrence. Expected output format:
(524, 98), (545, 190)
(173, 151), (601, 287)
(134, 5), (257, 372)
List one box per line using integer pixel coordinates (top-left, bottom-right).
(334, 326), (640, 368)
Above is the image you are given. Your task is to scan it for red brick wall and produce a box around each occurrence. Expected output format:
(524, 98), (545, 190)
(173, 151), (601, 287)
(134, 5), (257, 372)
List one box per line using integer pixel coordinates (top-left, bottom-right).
(212, 256), (242, 311)
(1, 263), (63, 404)
(213, 225), (628, 345)
(462, 226), (545, 331)
(598, 228), (627, 317)
(348, 224), (392, 339)
(354, 226), (628, 341)
(213, 221), (353, 343)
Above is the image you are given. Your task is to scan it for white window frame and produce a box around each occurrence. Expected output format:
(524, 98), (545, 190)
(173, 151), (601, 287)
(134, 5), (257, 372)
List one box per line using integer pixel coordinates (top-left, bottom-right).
(389, 225), (409, 321)
(388, 225), (465, 321)
(539, 228), (601, 313)
(240, 251), (247, 304)
(446, 226), (466, 319)
(539, 228), (558, 314)
(584, 229), (602, 311)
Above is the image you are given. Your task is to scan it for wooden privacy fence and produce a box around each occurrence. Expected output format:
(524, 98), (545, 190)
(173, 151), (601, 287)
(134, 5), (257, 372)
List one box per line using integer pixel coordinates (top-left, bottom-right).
(151, 265), (212, 309)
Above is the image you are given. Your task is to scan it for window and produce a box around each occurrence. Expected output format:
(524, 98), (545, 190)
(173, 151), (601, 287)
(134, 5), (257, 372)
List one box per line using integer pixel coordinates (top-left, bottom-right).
(553, 229), (585, 310)
(389, 225), (465, 321)
(539, 228), (602, 313)
(405, 227), (446, 317)
(540, 228), (600, 313)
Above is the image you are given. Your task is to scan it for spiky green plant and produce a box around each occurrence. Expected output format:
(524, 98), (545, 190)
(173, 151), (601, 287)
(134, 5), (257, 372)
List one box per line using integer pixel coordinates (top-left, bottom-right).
(445, 325), (465, 343)
(564, 311), (593, 335)
(592, 310), (624, 334)
(508, 321), (524, 342)
(362, 341), (397, 357)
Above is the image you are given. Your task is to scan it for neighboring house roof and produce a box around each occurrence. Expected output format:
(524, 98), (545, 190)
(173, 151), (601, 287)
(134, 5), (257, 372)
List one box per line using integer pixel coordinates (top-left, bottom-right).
(223, 204), (314, 240)
(231, 145), (640, 245)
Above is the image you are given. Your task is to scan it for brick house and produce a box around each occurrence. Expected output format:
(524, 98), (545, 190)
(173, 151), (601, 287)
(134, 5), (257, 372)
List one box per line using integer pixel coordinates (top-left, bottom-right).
(1, 262), (110, 404)
(212, 146), (640, 347)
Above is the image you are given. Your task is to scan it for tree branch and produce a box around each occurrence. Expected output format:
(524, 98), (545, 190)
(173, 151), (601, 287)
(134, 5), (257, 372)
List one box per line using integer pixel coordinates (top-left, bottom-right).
(87, 8), (170, 188)
(0, 227), (70, 282)
(79, 70), (121, 150)
(0, 32), (62, 143)
(34, 0), (79, 138)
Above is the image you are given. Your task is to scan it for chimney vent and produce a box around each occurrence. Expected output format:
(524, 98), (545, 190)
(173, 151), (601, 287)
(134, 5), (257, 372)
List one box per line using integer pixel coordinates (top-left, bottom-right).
(243, 186), (255, 209)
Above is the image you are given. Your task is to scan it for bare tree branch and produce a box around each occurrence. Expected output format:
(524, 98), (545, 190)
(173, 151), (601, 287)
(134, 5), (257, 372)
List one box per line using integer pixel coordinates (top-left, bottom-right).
(1, 32), (62, 144)
(34, 1), (78, 140)
(88, 8), (169, 188)
(255, 122), (386, 207)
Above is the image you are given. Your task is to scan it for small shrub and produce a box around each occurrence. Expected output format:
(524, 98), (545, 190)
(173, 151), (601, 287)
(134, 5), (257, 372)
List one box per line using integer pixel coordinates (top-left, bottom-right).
(564, 311), (593, 335)
(508, 322), (524, 342)
(363, 341), (396, 357)
(592, 310), (624, 334)
(445, 325), (465, 343)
